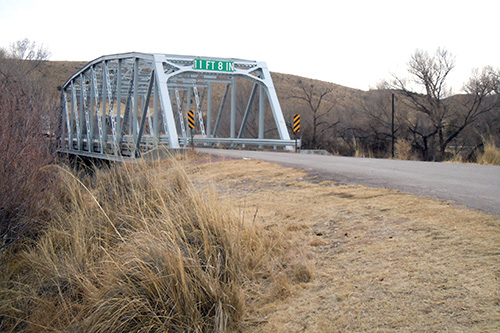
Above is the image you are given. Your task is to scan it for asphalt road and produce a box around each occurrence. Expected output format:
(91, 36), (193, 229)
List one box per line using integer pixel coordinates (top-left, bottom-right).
(197, 148), (500, 216)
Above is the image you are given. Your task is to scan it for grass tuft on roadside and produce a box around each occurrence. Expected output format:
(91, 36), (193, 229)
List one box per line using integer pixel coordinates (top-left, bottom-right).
(0, 156), (300, 332)
(476, 137), (500, 165)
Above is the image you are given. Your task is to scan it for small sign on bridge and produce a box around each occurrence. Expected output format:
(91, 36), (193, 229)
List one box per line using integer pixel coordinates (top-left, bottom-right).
(194, 58), (235, 72)
(187, 110), (195, 130)
(293, 114), (301, 133)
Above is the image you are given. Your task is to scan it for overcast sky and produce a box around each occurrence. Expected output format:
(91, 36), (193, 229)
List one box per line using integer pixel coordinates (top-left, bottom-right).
(1, 0), (499, 91)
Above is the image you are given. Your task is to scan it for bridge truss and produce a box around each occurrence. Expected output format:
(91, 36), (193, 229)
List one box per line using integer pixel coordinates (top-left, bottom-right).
(59, 52), (296, 160)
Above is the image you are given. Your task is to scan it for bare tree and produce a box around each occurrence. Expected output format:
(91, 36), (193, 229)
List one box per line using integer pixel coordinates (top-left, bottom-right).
(461, 66), (499, 121)
(290, 80), (339, 149)
(354, 89), (406, 157)
(0, 38), (51, 82)
(393, 49), (456, 160)
(393, 49), (499, 161)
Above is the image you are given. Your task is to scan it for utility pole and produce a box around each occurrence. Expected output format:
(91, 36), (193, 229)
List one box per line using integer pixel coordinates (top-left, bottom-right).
(391, 93), (395, 158)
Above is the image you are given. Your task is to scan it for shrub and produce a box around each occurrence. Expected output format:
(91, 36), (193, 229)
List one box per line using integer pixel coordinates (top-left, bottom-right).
(0, 41), (56, 250)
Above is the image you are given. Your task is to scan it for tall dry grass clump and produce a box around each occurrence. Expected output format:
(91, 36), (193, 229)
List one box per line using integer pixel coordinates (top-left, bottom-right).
(476, 137), (500, 165)
(394, 138), (416, 160)
(0, 157), (283, 332)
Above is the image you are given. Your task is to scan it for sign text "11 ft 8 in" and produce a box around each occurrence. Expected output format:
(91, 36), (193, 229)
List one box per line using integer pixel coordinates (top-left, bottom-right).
(194, 59), (234, 72)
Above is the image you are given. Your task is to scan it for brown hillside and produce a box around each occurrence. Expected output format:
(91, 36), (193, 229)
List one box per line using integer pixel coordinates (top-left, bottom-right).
(42, 60), (365, 108)
(37, 60), (87, 96)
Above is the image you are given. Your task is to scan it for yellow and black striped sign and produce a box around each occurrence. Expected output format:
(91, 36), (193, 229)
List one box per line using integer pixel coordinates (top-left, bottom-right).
(187, 110), (195, 130)
(293, 114), (300, 133)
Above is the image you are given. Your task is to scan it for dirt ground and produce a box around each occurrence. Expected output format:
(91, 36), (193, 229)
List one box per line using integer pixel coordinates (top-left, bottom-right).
(189, 156), (500, 332)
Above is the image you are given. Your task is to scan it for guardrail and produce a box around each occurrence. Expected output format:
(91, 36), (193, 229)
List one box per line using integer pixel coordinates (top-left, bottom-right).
(59, 136), (300, 161)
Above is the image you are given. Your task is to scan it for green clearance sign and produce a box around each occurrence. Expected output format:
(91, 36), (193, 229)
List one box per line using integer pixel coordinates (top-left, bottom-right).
(194, 58), (234, 72)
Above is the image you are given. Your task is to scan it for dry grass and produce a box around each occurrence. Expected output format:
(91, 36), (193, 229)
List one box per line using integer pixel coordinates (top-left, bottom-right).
(445, 137), (500, 165)
(394, 138), (417, 160)
(1, 153), (499, 331)
(477, 138), (500, 165)
(0, 155), (294, 332)
(192, 156), (500, 332)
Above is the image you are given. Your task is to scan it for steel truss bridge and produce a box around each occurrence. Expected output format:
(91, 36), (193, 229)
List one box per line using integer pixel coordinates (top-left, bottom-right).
(59, 52), (297, 160)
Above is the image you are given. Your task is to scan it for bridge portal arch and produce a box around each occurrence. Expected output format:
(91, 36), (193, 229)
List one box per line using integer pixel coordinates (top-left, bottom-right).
(59, 52), (295, 160)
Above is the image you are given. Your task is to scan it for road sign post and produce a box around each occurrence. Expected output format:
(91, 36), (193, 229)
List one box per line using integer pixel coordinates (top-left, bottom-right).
(187, 110), (195, 150)
(293, 114), (300, 153)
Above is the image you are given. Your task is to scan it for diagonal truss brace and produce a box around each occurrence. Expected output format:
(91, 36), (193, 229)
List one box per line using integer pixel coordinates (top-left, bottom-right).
(153, 54), (180, 149)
